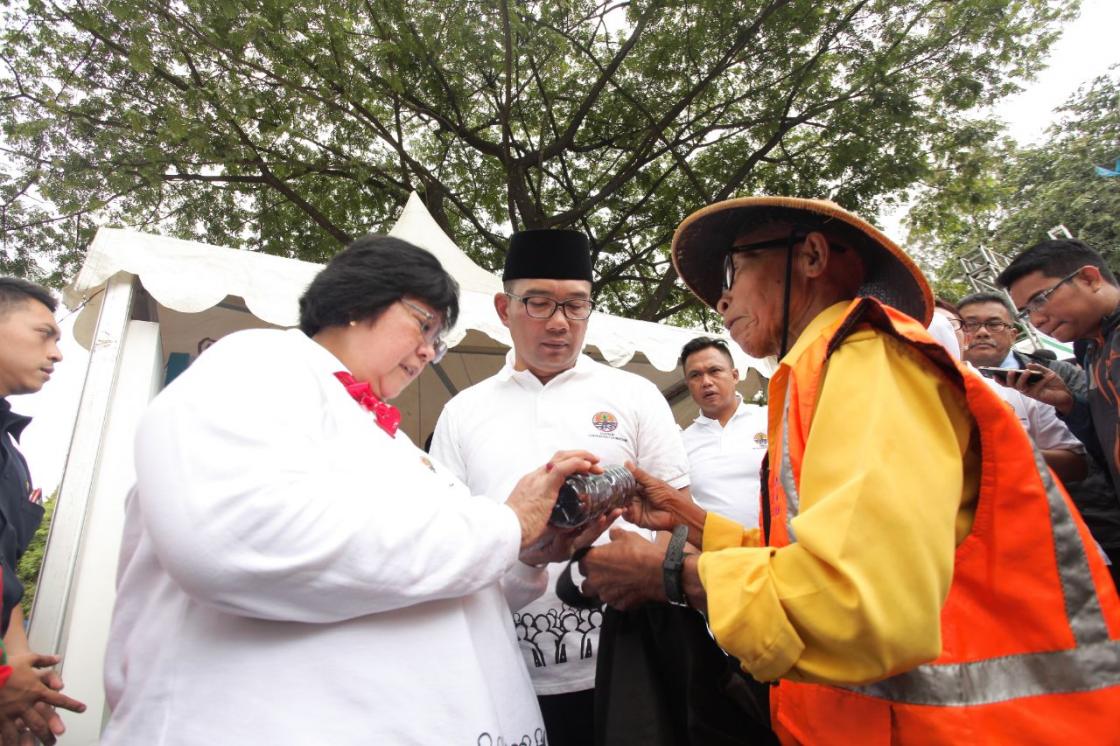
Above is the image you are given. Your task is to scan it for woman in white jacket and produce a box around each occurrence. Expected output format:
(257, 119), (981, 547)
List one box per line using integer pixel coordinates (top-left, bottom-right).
(102, 235), (601, 745)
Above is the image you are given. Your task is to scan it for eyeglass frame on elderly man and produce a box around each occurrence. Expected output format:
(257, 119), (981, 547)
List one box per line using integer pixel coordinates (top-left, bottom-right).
(505, 292), (595, 321)
(721, 229), (809, 293)
(400, 299), (449, 364)
(1014, 267), (1085, 322)
(720, 226), (855, 293)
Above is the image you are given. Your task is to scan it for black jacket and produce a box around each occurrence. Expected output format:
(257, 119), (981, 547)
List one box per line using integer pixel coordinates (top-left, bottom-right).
(0, 399), (46, 633)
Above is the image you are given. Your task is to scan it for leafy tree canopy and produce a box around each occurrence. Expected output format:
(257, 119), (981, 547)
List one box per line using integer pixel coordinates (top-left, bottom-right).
(907, 66), (1120, 301)
(1, 0), (1074, 322)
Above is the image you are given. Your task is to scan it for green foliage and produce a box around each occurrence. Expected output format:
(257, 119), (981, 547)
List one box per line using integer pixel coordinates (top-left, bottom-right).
(17, 495), (55, 619)
(906, 66), (1120, 299)
(1, 0), (1074, 321)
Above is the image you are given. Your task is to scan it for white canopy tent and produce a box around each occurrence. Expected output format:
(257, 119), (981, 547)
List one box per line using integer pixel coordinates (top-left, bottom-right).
(30, 194), (770, 743)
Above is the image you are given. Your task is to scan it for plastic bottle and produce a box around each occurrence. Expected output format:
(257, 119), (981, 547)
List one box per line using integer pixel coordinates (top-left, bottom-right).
(549, 465), (637, 529)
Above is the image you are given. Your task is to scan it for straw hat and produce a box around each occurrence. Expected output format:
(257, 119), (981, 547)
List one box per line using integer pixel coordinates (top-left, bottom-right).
(671, 196), (933, 325)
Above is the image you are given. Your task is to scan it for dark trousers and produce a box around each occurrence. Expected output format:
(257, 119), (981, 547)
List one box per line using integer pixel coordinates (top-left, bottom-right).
(593, 605), (777, 746)
(539, 689), (595, 746)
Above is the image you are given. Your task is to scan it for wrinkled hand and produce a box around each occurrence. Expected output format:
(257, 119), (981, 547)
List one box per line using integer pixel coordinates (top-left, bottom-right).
(622, 462), (700, 532)
(1005, 364), (1075, 414)
(0, 654), (85, 746)
(519, 508), (623, 566)
(578, 528), (665, 610)
(507, 450), (602, 550)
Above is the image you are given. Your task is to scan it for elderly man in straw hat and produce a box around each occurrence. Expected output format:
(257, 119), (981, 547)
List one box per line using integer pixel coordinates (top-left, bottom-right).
(580, 197), (1120, 744)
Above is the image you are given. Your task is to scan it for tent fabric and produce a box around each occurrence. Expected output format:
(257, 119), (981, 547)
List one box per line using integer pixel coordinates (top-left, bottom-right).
(65, 194), (769, 377)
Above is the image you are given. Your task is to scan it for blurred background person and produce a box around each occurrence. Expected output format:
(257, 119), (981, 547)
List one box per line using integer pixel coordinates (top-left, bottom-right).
(958, 292), (1088, 485)
(0, 278), (85, 744)
(679, 337), (767, 529)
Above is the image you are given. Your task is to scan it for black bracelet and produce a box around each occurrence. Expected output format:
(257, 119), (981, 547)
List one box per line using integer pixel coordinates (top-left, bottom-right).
(662, 524), (690, 606)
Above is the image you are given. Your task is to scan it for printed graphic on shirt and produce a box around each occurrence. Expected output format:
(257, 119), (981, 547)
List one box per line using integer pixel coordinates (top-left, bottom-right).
(514, 604), (603, 669)
(476, 730), (546, 746)
(591, 411), (618, 433)
(588, 410), (629, 444)
(753, 432), (768, 448)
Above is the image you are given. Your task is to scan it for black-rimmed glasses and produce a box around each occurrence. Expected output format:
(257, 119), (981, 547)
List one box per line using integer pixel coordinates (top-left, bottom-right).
(721, 230), (807, 293)
(506, 293), (595, 320)
(1015, 268), (1084, 322)
(959, 319), (1016, 333)
(400, 299), (449, 364)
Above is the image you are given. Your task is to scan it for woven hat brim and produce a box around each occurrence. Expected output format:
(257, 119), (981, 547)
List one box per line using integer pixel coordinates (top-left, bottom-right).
(671, 197), (932, 326)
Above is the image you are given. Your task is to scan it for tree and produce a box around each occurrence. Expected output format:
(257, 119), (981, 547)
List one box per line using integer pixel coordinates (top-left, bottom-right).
(906, 66), (1120, 300)
(1, 0), (1074, 322)
(17, 494), (55, 618)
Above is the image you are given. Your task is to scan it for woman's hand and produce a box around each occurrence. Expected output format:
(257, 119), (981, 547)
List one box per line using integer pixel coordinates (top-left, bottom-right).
(519, 508), (622, 566)
(506, 451), (602, 551)
(623, 462), (705, 536)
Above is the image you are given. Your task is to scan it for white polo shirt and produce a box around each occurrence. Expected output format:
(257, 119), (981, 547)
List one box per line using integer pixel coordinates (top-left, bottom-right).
(431, 352), (690, 696)
(681, 396), (768, 529)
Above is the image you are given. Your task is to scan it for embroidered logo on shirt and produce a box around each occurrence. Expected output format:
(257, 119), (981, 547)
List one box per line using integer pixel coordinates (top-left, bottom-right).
(753, 432), (768, 448)
(591, 411), (618, 433)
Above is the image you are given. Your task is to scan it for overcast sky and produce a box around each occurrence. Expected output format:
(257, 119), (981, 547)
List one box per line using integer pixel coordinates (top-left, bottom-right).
(10, 0), (1120, 495)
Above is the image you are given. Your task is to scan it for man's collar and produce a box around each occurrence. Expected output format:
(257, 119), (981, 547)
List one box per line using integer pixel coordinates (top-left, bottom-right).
(1099, 305), (1120, 338)
(497, 349), (590, 384)
(0, 398), (31, 440)
(779, 302), (851, 368)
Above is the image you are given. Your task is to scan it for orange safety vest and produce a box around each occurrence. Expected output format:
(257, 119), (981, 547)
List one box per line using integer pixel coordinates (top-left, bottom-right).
(764, 297), (1120, 745)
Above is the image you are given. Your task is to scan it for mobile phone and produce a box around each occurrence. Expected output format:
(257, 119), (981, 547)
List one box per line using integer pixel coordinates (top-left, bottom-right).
(976, 366), (1044, 385)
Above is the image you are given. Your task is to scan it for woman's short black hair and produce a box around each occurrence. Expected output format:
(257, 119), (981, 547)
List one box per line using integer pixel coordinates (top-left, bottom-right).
(299, 234), (460, 337)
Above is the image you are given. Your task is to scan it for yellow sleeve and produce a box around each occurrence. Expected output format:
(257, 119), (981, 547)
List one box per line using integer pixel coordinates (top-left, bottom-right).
(697, 330), (976, 685)
(703, 511), (762, 550)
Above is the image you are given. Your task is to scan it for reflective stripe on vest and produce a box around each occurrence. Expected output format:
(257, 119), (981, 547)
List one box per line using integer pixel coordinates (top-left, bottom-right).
(778, 384), (799, 543)
(776, 376), (1120, 706)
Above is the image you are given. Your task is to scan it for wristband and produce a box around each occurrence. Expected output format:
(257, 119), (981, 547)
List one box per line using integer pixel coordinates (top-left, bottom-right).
(662, 524), (690, 606)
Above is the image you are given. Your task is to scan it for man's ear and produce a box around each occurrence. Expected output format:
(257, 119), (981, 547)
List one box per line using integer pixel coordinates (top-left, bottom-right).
(494, 291), (512, 327)
(1079, 265), (1106, 292)
(731, 367), (740, 380)
(798, 231), (831, 279)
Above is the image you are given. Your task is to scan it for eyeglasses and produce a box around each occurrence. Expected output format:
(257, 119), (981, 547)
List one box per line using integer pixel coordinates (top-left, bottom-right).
(400, 299), (449, 364)
(959, 319), (1016, 333)
(506, 293), (594, 320)
(1015, 268), (1084, 322)
(721, 230), (807, 292)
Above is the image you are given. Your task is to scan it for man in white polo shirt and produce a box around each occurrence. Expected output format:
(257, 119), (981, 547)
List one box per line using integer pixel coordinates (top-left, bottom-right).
(431, 228), (690, 746)
(679, 337), (768, 528)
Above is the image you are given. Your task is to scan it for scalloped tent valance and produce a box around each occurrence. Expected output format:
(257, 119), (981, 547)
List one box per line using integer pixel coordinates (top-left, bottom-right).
(63, 194), (770, 440)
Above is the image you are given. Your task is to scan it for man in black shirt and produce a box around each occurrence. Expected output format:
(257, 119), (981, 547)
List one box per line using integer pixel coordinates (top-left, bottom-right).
(998, 240), (1120, 590)
(0, 277), (85, 742)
